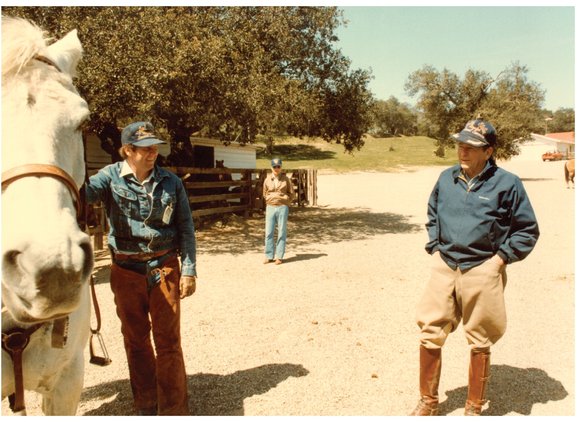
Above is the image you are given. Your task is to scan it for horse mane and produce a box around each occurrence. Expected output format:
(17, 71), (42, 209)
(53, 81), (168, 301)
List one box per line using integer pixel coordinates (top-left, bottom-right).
(2, 16), (50, 79)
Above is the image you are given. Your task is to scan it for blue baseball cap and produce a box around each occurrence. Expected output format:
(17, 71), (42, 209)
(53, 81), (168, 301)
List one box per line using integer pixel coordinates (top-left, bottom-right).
(452, 119), (497, 147)
(271, 158), (283, 167)
(121, 121), (166, 147)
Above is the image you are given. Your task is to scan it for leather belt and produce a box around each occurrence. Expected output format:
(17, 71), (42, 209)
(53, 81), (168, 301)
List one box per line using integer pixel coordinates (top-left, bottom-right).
(114, 249), (174, 262)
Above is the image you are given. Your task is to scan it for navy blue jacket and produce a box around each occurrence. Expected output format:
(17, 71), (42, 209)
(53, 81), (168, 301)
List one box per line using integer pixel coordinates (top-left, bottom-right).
(426, 162), (539, 270)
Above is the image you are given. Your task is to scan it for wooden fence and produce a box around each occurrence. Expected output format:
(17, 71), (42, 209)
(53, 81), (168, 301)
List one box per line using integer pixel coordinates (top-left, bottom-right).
(165, 166), (317, 219)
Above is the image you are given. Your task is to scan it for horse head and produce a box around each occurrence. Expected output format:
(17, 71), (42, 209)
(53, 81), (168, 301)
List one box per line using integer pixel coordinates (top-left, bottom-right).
(1, 17), (93, 323)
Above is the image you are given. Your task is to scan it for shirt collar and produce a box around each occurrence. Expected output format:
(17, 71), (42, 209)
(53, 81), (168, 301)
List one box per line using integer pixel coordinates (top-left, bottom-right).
(120, 160), (155, 184)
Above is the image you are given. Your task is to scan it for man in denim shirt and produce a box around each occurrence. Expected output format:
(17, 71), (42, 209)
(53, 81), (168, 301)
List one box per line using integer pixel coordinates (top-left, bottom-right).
(85, 121), (196, 415)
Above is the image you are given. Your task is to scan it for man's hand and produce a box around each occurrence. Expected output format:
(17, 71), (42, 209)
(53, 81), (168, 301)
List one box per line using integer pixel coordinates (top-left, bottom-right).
(179, 276), (196, 299)
(492, 254), (506, 266)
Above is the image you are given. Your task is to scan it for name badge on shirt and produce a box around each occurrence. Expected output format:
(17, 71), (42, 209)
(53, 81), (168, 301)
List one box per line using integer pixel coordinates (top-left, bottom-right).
(162, 203), (174, 224)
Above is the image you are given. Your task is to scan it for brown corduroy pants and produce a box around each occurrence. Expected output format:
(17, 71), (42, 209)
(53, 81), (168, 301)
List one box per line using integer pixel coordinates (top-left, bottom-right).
(110, 256), (189, 415)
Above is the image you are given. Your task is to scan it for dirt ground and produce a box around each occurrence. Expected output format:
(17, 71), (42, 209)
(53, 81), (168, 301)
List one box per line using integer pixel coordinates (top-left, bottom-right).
(3, 159), (575, 416)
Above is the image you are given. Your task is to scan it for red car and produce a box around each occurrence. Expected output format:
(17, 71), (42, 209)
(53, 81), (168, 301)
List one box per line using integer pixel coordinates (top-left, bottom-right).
(542, 151), (565, 161)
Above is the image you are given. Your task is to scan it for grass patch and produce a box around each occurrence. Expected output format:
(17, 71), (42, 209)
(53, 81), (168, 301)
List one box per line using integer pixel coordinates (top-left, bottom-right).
(255, 135), (458, 172)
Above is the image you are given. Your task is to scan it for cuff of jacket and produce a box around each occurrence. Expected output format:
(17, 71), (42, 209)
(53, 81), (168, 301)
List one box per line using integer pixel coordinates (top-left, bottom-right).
(181, 264), (196, 277)
(496, 250), (509, 264)
(426, 244), (439, 255)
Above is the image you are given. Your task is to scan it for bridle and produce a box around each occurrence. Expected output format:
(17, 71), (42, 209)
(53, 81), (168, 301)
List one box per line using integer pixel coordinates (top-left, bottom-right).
(1, 164), (82, 220)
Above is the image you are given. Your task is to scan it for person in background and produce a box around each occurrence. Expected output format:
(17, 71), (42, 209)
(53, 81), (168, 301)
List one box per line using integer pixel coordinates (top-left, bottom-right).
(263, 157), (295, 265)
(410, 118), (539, 416)
(84, 121), (196, 415)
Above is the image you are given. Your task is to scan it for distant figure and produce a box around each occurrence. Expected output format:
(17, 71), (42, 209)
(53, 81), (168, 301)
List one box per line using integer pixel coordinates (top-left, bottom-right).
(410, 118), (540, 416)
(262, 158), (295, 265)
(215, 159), (232, 182)
(564, 159), (575, 188)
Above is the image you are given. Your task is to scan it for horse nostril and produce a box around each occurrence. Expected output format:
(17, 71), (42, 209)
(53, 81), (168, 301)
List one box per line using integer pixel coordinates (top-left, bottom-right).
(4, 250), (21, 267)
(2, 249), (25, 281)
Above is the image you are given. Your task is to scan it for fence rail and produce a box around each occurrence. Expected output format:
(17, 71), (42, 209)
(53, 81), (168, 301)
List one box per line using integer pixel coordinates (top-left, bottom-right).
(165, 166), (317, 220)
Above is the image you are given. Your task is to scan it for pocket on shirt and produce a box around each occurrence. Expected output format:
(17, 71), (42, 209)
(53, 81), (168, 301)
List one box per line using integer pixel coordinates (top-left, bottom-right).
(153, 192), (177, 225)
(112, 185), (138, 216)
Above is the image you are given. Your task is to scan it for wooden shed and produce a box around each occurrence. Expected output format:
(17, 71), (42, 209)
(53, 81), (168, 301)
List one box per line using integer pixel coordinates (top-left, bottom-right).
(84, 132), (113, 176)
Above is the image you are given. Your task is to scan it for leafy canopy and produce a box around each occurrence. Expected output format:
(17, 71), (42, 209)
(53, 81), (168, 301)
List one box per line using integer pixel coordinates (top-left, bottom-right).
(405, 62), (546, 159)
(4, 6), (373, 153)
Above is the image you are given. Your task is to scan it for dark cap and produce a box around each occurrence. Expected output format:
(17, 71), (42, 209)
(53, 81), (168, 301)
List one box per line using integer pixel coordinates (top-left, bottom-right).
(452, 119), (497, 147)
(271, 158), (283, 167)
(121, 121), (166, 147)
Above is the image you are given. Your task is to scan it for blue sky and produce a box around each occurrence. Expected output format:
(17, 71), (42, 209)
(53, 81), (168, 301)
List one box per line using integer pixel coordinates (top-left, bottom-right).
(16, 2), (577, 112)
(334, 6), (575, 111)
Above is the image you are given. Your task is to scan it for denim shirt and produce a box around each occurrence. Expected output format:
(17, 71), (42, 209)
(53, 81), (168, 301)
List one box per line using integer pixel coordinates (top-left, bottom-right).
(425, 162), (539, 271)
(85, 161), (196, 277)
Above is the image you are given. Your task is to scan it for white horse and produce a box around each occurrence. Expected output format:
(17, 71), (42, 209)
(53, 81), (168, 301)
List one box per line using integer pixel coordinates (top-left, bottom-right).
(2, 17), (93, 415)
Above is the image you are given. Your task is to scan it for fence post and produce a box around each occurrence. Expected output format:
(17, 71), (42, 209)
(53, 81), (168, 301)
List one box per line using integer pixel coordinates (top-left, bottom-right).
(244, 170), (251, 217)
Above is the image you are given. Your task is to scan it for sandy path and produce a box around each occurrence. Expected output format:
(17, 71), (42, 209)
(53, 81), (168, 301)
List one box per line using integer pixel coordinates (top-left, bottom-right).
(3, 159), (574, 416)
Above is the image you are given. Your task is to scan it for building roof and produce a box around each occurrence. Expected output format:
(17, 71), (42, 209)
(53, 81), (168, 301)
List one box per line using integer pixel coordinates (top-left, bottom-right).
(189, 136), (258, 151)
(543, 132), (575, 144)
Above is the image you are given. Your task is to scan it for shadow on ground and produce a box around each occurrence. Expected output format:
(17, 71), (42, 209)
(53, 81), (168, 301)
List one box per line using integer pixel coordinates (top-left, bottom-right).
(80, 363), (309, 416)
(257, 144), (335, 161)
(282, 253), (328, 263)
(440, 364), (569, 416)
(520, 177), (555, 182)
(196, 206), (421, 255)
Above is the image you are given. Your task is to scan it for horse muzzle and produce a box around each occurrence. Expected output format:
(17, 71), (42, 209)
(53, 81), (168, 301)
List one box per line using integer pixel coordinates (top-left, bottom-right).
(1, 238), (93, 323)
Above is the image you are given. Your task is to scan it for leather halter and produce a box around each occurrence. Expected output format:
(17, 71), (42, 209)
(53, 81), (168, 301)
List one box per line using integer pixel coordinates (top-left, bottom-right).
(34, 54), (62, 73)
(1, 164), (82, 220)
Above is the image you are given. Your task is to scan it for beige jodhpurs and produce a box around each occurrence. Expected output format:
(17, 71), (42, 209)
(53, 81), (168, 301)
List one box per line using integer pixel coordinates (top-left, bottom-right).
(416, 253), (508, 349)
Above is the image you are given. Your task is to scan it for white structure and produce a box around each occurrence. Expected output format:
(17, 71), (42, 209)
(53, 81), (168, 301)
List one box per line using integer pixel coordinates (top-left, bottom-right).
(189, 136), (257, 169)
(512, 132), (575, 161)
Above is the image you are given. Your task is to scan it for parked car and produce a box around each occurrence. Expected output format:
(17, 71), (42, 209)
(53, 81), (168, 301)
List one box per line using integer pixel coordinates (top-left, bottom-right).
(542, 151), (566, 161)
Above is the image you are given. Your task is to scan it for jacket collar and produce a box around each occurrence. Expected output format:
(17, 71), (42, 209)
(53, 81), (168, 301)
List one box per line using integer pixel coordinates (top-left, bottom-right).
(452, 161), (497, 183)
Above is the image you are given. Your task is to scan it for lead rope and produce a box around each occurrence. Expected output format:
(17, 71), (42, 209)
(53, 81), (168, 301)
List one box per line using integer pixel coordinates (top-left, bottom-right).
(88, 274), (111, 366)
(80, 135), (111, 366)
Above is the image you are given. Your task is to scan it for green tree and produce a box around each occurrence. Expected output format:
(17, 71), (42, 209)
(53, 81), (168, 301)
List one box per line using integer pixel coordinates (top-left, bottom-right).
(547, 108), (575, 133)
(371, 96), (417, 137)
(4, 6), (373, 155)
(405, 62), (545, 159)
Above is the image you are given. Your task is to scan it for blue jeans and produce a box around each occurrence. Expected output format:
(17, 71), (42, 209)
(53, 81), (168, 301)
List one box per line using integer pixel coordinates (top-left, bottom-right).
(265, 205), (289, 259)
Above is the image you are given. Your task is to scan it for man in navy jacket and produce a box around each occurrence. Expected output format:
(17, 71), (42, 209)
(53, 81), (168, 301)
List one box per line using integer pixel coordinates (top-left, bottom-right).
(410, 118), (539, 416)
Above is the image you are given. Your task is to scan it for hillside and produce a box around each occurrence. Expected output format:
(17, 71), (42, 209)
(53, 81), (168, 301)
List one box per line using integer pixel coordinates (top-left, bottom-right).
(255, 135), (459, 172)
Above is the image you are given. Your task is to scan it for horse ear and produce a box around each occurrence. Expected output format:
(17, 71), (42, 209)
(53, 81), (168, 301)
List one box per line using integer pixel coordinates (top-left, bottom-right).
(44, 29), (83, 77)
